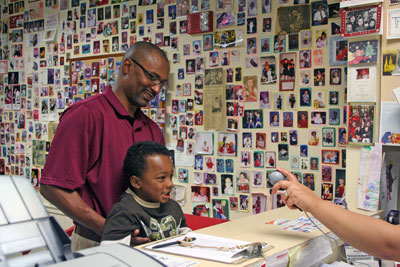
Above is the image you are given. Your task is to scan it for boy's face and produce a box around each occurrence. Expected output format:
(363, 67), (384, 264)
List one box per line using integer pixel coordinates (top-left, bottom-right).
(132, 154), (174, 203)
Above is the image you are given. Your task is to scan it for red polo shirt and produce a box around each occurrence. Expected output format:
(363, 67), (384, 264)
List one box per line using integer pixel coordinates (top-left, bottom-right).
(41, 87), (165, 219)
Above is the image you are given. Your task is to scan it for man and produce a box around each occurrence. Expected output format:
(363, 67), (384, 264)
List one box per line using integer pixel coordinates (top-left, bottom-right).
(313, 4), (327, 25)
(40, 42), (169, 251)
(272, 168), (400, 261)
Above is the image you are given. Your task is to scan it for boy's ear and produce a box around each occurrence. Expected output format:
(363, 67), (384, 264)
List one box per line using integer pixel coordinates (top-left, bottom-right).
(130, 175), (141, 189)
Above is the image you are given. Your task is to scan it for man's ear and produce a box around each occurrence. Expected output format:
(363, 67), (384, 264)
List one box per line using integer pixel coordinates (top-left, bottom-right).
(130, 175), (141, 189)
(121, 58), (132, 75)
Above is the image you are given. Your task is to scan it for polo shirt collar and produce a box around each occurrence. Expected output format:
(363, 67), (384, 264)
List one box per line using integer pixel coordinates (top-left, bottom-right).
(126, 188), (160, 209)
(103, 86), (146, 127)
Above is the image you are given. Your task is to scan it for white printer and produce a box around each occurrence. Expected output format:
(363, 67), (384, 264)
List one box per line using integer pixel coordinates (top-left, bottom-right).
(0, 175), (165, 267)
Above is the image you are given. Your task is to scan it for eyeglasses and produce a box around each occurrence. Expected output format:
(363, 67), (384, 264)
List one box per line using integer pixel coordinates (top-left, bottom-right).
(130, 57), (167, 87)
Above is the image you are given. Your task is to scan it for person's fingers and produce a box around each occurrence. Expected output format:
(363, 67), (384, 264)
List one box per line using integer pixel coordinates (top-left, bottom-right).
(271, 180), (290, 194)
(133, 229), (140, 236)
(277, 168), (299, 183)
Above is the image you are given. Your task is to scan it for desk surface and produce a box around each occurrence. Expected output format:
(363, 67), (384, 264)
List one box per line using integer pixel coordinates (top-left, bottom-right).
(139, 207), (380, 266)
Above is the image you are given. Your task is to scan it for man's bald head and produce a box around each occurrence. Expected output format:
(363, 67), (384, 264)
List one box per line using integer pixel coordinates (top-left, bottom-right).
(123, 41), (168, 64)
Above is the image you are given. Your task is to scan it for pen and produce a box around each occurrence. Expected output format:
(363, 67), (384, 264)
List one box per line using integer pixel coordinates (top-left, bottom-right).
(152, 237), (196, 249)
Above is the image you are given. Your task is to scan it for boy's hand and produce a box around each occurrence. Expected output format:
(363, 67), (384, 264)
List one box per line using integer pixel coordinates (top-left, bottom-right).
(130, 229), (150, 246)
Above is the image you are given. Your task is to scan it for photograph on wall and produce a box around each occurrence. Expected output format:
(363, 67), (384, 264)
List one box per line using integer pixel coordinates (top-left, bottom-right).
(214, 29), (243, 49)
(216, 11), (235, 28)
(195, 132), (214, 154)
(387, 8), (400, 39)
(239, 194), (250, 212)
(329, 36), (348, 66)
(212, 199), (229, 219)
(347, 103), (375, 145)
(321, 150), (340, 165)
(191, 186), (210, 202)
(340, 0), (383, 8)
(192, 203), (211, 217)
(277, 5), (310, 34)
(279, 52), (296, 91)
(217, 132), (237, 156)
(348, 39), (378, 65)
(259, 36), (271, 54)
(383, 50), (399, 76)
(348, 65), (376, 102)
(260, 56), (277, 84)
(340, 4), (382, 37)
(312, 1), (328, 26)
(251, 193), (266, 214)
(380, 102), (400, 146)
(221, 174), (234, 195)
(242, 109), (263, 129)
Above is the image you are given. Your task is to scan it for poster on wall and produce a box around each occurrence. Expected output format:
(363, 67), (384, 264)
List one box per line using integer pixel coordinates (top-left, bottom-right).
(380, 102), (400, 146)
(340, 4), (382, 37)
(380, 151), (400, 217)
(276, 5), (311, 34)
(387, 8), (400, 39)
(347, 103), (375, 145)
(358, 143), (382, 212)
(347, 65), (376, 102)
(340, 0), (383, 8)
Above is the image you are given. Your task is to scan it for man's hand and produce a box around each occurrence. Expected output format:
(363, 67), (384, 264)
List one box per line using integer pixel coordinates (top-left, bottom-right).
(271, 168), (320, 212)
(130, 229), (150, 247)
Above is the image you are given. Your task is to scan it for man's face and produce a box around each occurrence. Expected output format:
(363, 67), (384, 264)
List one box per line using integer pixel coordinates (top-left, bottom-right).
(124, 51), (169, 108)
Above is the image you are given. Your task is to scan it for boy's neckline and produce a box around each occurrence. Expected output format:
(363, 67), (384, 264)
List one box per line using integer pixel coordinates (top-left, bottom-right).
(126, 188), (161, 209)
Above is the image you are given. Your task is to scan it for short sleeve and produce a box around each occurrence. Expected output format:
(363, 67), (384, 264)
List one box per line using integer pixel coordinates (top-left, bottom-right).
(40, 105), (99, 190)
(102, 203), (139, 241)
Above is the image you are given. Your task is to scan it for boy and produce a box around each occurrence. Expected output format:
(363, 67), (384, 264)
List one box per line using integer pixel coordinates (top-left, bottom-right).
(101, 141), (191, 246)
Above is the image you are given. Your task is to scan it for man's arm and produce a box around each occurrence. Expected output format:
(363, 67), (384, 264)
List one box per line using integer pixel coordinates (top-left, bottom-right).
(272, 168), (400, 261)
(40, 184), (105, 236)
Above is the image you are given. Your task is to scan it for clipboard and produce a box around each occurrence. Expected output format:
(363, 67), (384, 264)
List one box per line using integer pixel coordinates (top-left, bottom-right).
(144, 232), (274, 264)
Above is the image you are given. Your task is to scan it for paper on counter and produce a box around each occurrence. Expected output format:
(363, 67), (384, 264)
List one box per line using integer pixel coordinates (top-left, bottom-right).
(295, 235), (333, 267)
(145, 232), (271, 264)
(273, 217), (325, 233)
(264, 249), (289, 267)
(144, 251), (198, 267)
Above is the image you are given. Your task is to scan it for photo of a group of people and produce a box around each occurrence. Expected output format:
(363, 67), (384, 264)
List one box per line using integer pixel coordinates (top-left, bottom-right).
(341, 4), (381, 37)
(347, 103), (375, 144)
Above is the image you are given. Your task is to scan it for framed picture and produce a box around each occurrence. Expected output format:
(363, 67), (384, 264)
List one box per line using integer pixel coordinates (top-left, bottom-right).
(260, 56), (277, 84)
(0, 61), (8, 74)
(322, 127), (336, 147)
(195, 132), (214, 154)
(239, 194), (250, 212)
(312, 1), (328, 26)
(217, 132), (237, 156)
(212, 199), (229, 219)
(329, 36), (348, 66)
(252, 171), (263, 187)
(279, 52), (296, 91)
(340, 4), (382, 37)
(251, 193), (266, 214)
(265, 151), (276, 168)
(338, 127), (347, 146)
(347, 103), (375, 145)
(260, 36), (271, 54)
(221, 174), (234, 195)
(242, 109), (263, 129)
(348, 39), (378, 65)
(348, 65), (376, 102)
(300, 29), (312, 49)
(340, 0), (383, 8)
(387, 8), (400, 39)
(321, 149), (340, 165)
(203, 34), (213, 51)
